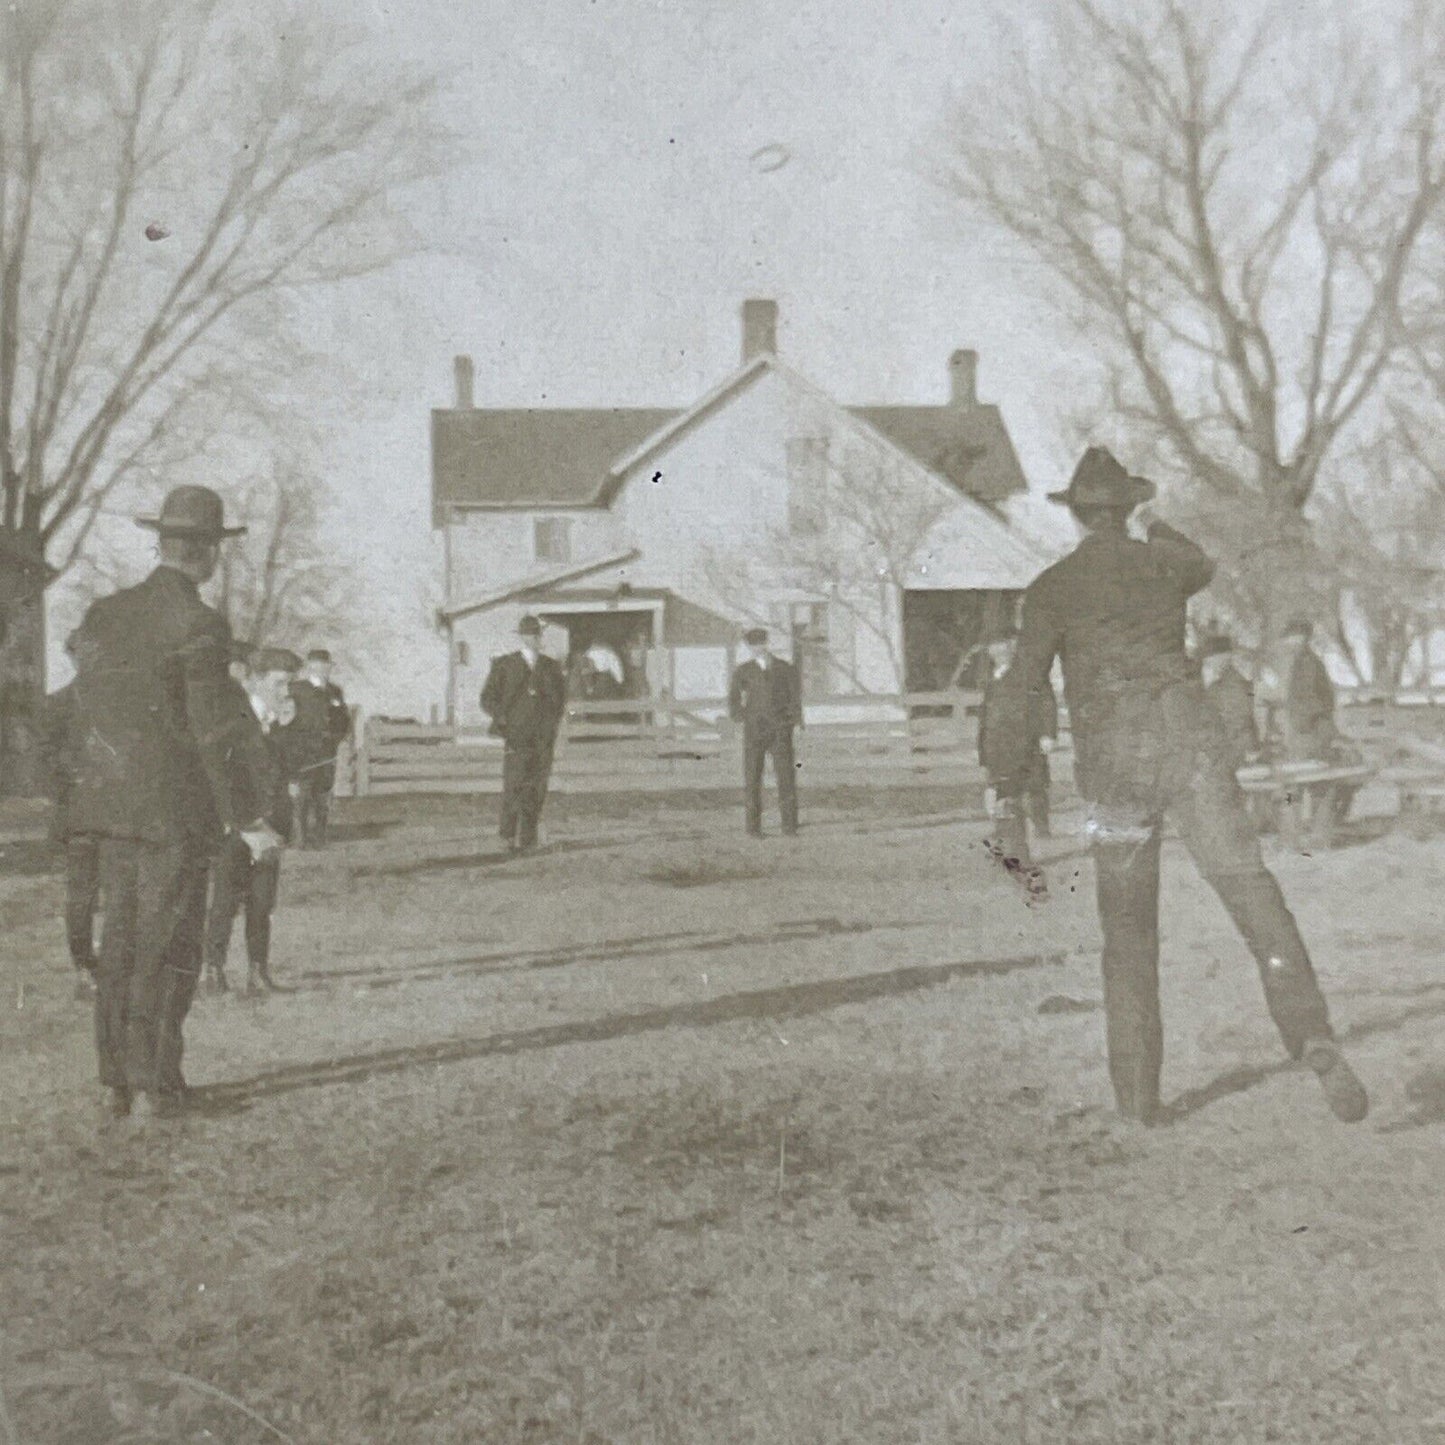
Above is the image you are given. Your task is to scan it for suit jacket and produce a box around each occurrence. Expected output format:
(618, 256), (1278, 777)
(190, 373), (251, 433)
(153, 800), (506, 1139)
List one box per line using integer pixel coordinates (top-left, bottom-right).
(480, 651), (566, 743)
(1206, 667), (1260, 770)
(983, 522), (1223, 810)
(728, 656), (802, 736)
(235, 697), (294, 837)
(977, 668), (1057, 772)
(1283, 648), (1336, 760)
(285, 678), (352, 772)
(66, 566), (262, 845)
(37, 682), (83, 839)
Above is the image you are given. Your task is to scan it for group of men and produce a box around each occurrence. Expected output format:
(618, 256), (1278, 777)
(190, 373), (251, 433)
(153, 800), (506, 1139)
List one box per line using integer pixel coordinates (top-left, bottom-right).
(42, 449), (1369, 1134)
(40, 486), (350, 1123)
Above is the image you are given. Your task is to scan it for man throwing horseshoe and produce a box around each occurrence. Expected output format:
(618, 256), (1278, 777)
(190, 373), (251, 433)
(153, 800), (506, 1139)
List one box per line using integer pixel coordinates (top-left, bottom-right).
(982, 447), (1367, 1126)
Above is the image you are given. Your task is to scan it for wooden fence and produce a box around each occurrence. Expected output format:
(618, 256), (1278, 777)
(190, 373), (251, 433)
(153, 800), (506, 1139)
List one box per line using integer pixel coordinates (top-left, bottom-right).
(347, 691), (995, 797)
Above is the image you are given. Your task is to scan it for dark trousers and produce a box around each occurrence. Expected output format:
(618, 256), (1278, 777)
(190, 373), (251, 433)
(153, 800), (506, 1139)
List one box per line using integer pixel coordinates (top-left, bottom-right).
(95, 840), (210, 1096)
(64, 835), (102, 970)
(1090, 749), (1333, 1120)
(205, 835), (281, 976)
(296, 769), (333, 848)
(744, 726), (798, 835)
(500, 738), (555, 848)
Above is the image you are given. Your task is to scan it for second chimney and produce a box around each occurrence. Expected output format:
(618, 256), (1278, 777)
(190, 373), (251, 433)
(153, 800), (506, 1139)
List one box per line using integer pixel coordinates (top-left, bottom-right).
(949, 349), (978, 407)
(453, 354), (475, 409)
(741, 299), (778, 364)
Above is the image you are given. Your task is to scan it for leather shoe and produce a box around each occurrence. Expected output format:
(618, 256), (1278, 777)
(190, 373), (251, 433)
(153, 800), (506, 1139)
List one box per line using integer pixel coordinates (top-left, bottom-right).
(1302, 1039), (1369, 1123)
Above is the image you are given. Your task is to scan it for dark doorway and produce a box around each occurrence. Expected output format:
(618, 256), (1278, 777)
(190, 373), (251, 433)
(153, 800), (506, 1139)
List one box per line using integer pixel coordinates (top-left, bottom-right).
(902, 589), (1022, 693)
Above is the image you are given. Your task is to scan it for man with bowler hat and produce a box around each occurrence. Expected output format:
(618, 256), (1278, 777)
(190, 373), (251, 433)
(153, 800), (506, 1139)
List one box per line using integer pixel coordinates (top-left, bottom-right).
(983, 447), (1367, 1125)
(285, 647), (352, 849)
(480, 615), (567, 852)
(728, 626), (802, 837)
(67, 485), (277, 1122)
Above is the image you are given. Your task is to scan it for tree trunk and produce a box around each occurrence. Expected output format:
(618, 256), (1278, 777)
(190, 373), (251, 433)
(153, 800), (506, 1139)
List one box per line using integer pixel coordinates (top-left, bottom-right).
(0, 527), (52, 799)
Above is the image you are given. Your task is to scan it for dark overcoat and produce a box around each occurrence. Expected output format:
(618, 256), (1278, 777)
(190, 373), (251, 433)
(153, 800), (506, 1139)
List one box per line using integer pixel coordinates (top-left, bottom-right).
(67, 566), (258, 845)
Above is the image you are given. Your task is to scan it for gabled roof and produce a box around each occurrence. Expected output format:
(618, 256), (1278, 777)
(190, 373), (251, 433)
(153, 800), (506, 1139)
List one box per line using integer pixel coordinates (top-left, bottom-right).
(431, 409), (679, 525)
(852, 404), (1025, 506)
(431, 355), (1029, 523)
(438, 548), (641, 624)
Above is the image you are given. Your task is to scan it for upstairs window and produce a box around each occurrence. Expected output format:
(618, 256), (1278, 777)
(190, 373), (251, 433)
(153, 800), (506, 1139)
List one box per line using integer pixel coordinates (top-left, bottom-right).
(786, 438), (827, 536)
(534, 516), (572, 564)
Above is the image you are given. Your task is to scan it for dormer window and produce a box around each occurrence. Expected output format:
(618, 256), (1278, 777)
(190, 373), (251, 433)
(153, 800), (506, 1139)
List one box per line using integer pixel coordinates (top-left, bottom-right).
(534, 517), (572, 563)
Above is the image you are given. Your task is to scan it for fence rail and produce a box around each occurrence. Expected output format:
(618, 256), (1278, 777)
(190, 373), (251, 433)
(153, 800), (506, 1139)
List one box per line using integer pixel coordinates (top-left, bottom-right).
(348, 690), (994, 796)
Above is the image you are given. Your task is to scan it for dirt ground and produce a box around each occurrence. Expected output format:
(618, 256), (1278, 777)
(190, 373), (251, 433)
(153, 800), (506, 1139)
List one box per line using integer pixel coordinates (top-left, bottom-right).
(3, 785), (1445, 1443)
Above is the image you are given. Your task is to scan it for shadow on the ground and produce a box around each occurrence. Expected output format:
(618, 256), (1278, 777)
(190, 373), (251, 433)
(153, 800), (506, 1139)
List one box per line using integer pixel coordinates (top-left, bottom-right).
(1168, 996), (1445, 1123)
(291, 915), (940, 993)
(196, 949), (1068, 1110)
(0, 838), (61, 877)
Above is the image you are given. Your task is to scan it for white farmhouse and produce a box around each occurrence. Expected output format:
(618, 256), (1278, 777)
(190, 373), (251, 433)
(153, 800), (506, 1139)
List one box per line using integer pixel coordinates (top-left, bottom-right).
(432, 300), (1052, 727)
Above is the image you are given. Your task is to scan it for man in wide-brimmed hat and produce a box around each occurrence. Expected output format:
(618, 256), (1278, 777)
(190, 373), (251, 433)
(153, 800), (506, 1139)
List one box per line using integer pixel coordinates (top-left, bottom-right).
(67, 485), (277, 1124)
(282, 646), (352, 849)
(480, 615), (567, 852)
(983, 447), (1367, 1126)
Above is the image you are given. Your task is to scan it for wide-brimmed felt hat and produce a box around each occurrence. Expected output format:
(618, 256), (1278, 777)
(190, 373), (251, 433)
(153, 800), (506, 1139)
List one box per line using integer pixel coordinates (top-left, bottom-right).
(1048, 447), (1156, 509)
(743, 627), (769, 645)
(135, 485), (246, 540)
(252, 646), (302, 675)
(306, 648), (332, 663)
(517, 614), (543, 638)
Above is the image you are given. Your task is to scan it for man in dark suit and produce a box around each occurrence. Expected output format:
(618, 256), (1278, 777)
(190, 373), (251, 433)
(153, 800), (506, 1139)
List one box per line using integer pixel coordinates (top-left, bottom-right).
(977, 635), (1058, 865)
(480, 615), (567, 852)
(284, 647), (351, 849)
(1199, 632), (1261, 772)
(984, 447), (1366, 1126)
(37, 632), (101, 1000)
(68, 486), (276, 1123)
(728, 626), (802, 837)
(205, 648), (300, 995)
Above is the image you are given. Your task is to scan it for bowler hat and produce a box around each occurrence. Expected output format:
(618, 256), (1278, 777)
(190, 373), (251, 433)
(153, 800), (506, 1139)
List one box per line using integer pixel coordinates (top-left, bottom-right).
(743, 626), (769, 646)
(253, 646), (302, 675)
(1048, 447), (1156, 509)
(135, 485), (246, 540)
(517, 615), (543, 637)
(306, 648), (332, 663)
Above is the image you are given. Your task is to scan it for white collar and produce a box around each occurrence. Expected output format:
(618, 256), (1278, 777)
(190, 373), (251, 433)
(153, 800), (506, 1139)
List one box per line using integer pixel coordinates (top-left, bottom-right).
(248, 690), (276, 731)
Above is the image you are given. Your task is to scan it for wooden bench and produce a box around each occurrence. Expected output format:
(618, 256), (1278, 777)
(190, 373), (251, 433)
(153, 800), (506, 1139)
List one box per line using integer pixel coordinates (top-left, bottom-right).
(1236, 762), (1376, 851)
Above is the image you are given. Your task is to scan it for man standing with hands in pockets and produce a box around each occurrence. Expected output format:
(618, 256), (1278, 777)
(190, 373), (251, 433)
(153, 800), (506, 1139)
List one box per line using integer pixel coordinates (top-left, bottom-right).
(729, 625), (803, 838)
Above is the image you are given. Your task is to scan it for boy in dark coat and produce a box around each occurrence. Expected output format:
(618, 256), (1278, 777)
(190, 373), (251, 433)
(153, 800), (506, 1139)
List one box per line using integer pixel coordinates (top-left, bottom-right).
(480, 615), (567, 851)
(977, 635), (1058, 861)
(37, 633), (101, 1000)
(284, 648), (351, 849)
(203, 648), (300, 996)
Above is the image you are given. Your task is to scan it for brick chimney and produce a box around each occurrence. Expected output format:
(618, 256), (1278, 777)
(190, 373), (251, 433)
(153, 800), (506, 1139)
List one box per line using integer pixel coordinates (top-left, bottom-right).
(741, 299), (778, 363)
(949, 349), (978, 406)
(453, 354), (475, 409)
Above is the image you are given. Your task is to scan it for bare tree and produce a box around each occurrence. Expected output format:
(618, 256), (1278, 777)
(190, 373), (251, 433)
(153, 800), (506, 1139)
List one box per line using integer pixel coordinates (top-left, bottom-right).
(699, 430), (954, 694)
(940, 0), (1445, 630)
(0, 0), (451, 790)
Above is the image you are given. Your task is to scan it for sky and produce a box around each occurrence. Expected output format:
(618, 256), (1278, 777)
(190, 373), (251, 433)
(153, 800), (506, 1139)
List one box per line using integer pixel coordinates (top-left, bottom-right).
(200, 0), (1095, 714)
